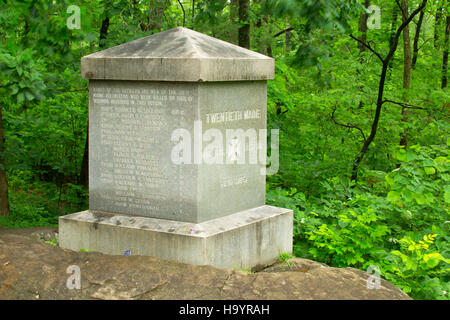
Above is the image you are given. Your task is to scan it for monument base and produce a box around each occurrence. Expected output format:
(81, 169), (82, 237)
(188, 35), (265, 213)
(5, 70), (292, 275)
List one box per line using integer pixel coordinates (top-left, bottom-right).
(58, 206), (293, 270)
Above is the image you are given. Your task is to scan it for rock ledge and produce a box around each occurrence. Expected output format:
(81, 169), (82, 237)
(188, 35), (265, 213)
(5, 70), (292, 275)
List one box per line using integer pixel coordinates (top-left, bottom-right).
(0, 227), (410, 300)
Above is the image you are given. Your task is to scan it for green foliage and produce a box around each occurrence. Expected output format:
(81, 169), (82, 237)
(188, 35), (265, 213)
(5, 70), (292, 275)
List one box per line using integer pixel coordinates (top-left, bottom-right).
(0, 0), (448, 301)
(261, 4), (449, 298)
(234, 265), (254, 274)
(269, 145), (449, 300)
(261, 0), (362, 33)
(44, 238), (58, 246)
(384, 144), (449, 231)
(382, 235), (450, 300)
(0, 171), (88, 228)
(277, 250), (294, 269)
(306, 198), (391, 268)
(0, 48), (46, 104)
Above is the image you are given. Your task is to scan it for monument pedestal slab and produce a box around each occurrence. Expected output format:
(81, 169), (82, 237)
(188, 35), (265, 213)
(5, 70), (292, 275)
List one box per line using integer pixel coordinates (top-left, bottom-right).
(59, 205), (292, 270)
(59, 27), (293, 270)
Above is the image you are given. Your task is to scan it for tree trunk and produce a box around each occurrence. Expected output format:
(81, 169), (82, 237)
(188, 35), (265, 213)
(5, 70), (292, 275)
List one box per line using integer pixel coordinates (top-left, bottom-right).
(0, 106), (10, 217)
(142, 0), (167, 32)
(358, 0), (370, 53)
(389, 5), (400, 48)
(177, 0), (186, 27)
(253, 1), (272, 56)
(79, 125), (89, 187)
(264, 15), (272, 57)
(412, 9), (425, 69)
(357, 0), (370, 109)
(266, 44), (273, 57)
(285, 21), (291, 54)
(99, 17), (110, 48)
(351, 0), (428, 182)
(351, 63), (389, 181)
(80, 13), (111, 187)
(400, 0), (411, 149)
(402, 0), (412, 90)
(238, 0), (250, 49)
(230, 0), (238, 44)
(442, 15), (450, 89)
(255, 15), (263, 53)
(192, 0), (195, 25)
(388, 4), (400, 77)
(435, 6), (443, 48)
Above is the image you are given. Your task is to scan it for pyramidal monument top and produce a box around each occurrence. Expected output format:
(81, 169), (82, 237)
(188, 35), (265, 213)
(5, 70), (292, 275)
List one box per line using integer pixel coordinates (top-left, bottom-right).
(81, 27), (274, 82)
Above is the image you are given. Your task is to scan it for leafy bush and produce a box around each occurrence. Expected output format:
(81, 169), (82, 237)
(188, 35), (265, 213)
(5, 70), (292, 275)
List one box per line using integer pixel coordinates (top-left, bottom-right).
(306, 196), (390, 268)
(382, 235), (450, 300)
(0, 171), (88, 229)
(268, 143), (449, 300)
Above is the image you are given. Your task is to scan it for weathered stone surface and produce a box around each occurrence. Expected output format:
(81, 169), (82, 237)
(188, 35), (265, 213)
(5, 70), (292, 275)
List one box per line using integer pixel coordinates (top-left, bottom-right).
(88, 80), (267, 223)
(0, 227), (411, 300)
(59, 206), (293, 269)
(65, 27), (287, 270)
(81, 27), (274, 82)
(261, 258), (328, 273)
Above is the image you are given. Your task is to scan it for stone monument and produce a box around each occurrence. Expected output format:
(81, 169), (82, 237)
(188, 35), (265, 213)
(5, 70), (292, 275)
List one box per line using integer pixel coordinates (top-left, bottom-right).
(59, 27), (293, 269)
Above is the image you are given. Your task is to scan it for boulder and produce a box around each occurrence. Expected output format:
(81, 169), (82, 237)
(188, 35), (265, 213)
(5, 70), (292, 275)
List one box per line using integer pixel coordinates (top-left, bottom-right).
(0, 227), (410, 300)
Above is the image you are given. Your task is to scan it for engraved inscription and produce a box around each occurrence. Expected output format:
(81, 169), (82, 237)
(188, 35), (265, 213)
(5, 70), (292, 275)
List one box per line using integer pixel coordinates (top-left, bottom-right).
(90, 82), (196, 219)
(205, 109), (261, 124)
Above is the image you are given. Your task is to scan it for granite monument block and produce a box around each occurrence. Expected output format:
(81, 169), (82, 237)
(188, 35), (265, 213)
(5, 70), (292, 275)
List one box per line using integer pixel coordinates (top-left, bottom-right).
(59, 27), (293, 269)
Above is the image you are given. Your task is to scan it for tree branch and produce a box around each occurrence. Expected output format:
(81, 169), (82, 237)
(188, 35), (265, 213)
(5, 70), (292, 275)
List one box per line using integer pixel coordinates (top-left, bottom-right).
(395, 0), (406, 18)
(386, 0), (428, 62)
(177, 0), (186, 27)
(349, 34), (384, 62)
(331, 104), (366, 141)
(273, 27), (294, 38)
(55, 89), (88, 93)
(418, 38), (432, 51)
(349, 0), (428, 182)
(382, 99), (424, 110)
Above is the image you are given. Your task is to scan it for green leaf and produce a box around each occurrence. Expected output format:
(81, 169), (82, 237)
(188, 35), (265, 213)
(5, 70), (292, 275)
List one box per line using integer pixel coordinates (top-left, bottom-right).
(405, 151), (416, 162)
(423, 253), (443, 269)
(391, 250), (408, 263)
(17, 92), (24, 103)
(9, 84), (19, 95)
(24, 90), (35, 101)
(415, 193), (427, 205)
(444, 185), (450, 204)
(387, 190), (401, 203)
(395, 149), (406, 162)
(385, 174), (395, 186)
(406, 258), (416, 271)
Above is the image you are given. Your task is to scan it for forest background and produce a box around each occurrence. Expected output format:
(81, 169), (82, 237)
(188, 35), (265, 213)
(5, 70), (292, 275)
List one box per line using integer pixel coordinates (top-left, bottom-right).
(0, 0), (448, 299)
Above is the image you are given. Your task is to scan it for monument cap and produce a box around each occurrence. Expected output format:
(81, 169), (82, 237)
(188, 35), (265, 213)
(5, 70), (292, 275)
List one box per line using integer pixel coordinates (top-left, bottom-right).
(81, 27), (274, 82)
